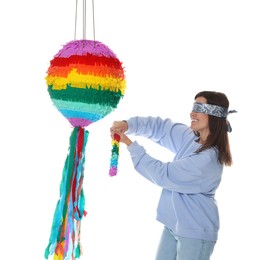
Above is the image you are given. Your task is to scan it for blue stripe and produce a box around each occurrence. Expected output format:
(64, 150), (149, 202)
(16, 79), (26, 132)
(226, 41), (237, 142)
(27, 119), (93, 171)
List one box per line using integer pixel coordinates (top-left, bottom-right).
(59, 109), (104, 121)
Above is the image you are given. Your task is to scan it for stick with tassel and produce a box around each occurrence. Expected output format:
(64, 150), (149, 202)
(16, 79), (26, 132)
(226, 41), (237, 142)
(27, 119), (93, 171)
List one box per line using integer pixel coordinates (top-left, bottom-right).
(109, 133), (120, 176)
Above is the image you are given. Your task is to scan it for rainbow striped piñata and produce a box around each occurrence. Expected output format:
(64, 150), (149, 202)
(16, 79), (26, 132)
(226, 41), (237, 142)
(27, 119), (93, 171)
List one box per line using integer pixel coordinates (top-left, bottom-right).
(44, 40), (126, 260)
(46, 40), (126, 127)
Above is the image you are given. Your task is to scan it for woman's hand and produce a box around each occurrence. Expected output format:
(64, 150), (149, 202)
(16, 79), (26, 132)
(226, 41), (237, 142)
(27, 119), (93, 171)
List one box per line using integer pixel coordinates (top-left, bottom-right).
(110, 121), (133, 146)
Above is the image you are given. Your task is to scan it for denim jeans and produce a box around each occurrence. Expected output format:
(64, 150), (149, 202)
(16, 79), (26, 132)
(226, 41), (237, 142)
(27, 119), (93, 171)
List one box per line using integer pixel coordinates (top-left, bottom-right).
(155, 226), (216, 260)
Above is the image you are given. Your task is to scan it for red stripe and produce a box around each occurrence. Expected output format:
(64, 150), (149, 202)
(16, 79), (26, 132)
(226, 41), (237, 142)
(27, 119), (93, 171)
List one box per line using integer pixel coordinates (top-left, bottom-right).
(50, 54), (123, 69)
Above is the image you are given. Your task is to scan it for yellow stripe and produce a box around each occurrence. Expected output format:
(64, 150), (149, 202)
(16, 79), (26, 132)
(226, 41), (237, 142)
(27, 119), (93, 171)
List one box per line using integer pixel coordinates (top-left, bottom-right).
(46, 69), (126, 94)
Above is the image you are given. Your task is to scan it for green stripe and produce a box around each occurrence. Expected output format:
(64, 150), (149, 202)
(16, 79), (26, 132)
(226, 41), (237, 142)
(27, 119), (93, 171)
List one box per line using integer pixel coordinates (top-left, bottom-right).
(48, 84), (123, 107)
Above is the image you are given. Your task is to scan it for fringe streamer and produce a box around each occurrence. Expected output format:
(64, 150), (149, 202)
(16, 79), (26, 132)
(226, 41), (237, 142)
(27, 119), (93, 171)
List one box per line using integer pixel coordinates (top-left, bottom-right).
(45, 127), (88, 260)
(109, 133), (120, 176)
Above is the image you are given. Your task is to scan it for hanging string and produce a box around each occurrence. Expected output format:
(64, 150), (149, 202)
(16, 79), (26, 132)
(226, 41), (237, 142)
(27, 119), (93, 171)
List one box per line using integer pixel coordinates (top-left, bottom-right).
(74, 0), (78, 40)
(74, 0), (96, 42)
(83, 0), (86, 39)
(92, 0), (96, 42)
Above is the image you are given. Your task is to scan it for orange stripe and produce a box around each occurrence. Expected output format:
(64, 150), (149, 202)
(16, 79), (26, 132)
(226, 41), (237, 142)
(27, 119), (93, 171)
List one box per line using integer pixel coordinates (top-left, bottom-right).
(47, 64), (125, 79)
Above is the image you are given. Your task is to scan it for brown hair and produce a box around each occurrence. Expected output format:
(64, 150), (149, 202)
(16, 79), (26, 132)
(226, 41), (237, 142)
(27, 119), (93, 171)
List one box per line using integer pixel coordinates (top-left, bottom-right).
(194, 91), (233, 166)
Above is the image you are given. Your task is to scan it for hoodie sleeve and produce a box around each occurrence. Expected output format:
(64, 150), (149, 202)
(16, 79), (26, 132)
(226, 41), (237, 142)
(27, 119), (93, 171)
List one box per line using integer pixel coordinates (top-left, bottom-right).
(127, 141), (222, 194)
(126, 116), (192, 154)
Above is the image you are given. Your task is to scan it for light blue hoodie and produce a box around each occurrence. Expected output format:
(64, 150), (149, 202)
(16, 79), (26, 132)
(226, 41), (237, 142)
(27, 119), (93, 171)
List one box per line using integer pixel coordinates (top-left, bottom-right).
(126, 116), (223, 241)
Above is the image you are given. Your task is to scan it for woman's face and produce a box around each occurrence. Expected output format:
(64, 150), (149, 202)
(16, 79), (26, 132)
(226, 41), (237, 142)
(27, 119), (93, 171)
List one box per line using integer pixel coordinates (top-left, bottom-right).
(190, 96), (210, 142)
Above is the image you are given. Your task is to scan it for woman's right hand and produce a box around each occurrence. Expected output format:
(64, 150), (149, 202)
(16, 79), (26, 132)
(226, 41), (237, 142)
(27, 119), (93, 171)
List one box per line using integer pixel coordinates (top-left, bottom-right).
(110, 121), (133, 146)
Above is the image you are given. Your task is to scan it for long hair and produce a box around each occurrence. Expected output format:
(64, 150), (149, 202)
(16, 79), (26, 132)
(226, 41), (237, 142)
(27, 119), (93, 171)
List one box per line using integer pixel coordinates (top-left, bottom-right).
(194, 91), (233, 166)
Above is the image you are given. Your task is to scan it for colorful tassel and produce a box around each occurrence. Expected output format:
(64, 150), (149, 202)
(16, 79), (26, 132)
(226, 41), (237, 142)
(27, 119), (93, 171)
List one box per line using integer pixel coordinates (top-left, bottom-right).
(45, 127), (88, 260)
(109, 133), (120, 176)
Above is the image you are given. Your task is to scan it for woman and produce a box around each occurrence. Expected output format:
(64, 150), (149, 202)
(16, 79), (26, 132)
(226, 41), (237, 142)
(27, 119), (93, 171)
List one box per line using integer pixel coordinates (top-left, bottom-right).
(110, 91), (236, 260)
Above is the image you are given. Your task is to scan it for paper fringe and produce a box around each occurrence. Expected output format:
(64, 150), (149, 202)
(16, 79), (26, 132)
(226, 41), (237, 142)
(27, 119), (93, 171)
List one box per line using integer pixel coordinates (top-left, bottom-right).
(45, 127), (88, 260)
(109, 134), (120, 176)
(46, 68), (126, 94)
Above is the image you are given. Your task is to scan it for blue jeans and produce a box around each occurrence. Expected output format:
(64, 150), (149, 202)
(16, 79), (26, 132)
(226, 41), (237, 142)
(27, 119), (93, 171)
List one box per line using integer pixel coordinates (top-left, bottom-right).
(155, 226), (216, 260)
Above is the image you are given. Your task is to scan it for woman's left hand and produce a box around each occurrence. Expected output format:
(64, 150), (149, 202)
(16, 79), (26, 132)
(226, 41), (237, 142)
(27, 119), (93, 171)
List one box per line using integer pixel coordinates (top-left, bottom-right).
(110, 121), (133, 146)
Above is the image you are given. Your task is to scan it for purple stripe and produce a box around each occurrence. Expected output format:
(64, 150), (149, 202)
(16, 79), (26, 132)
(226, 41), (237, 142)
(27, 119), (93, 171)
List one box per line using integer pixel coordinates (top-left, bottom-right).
(55, 40), (117, 58)
(68, 118), (94, 127)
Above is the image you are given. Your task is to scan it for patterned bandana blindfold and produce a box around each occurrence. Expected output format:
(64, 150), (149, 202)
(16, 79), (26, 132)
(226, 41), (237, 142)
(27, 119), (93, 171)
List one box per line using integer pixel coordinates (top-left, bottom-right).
(192, 102), (237, 132)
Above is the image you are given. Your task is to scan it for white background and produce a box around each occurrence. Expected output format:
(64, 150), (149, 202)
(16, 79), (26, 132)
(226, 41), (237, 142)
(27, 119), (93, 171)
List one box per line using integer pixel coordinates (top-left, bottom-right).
(1, 0), (265, 259)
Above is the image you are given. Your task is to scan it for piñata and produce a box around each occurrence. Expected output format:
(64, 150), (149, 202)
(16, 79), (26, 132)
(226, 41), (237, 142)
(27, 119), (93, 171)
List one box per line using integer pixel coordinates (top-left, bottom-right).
(44, 39), (126, 260)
